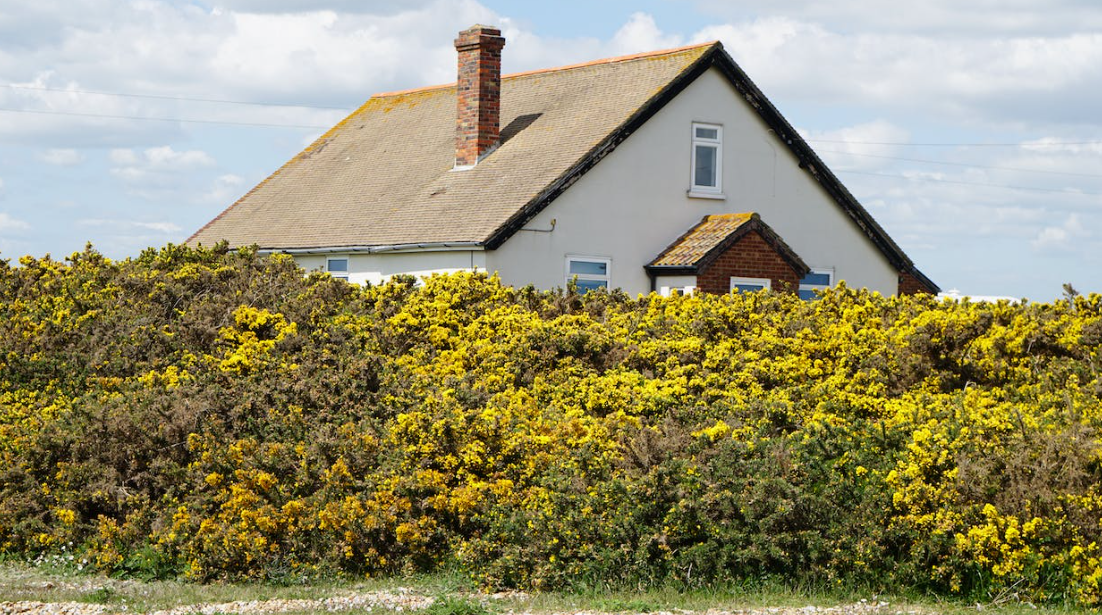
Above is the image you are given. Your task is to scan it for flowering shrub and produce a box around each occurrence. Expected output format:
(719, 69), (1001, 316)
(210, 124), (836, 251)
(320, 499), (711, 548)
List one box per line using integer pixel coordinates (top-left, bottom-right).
(1, 244), (1100, 604)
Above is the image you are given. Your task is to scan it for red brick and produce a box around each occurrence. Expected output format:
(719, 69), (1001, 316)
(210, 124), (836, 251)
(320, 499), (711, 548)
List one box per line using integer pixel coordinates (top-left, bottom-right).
(455, 25), (505, 167)
(696, 230), (801, 295)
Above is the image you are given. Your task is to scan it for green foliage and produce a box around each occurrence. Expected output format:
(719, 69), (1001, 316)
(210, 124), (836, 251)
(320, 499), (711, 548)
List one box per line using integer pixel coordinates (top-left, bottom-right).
(1, 243), (1100, 606)
(423, 596), (493, 615)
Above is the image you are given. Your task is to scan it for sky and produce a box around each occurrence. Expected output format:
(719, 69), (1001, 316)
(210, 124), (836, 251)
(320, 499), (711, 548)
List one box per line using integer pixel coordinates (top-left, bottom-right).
(0, 0), (1100, 300)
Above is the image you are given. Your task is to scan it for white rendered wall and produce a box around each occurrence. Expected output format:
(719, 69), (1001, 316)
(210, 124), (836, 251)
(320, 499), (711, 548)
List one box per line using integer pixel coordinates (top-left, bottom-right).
(294, 250), (486, 286)
(486, 67), (901, 296)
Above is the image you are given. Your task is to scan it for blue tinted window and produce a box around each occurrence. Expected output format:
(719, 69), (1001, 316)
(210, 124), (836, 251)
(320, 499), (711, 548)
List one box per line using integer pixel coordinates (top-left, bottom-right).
(694, 145), (717, 187)
(327, 258), (348, 273)
(798, 289), (819, 301)
(569, 260), (607, 276)
(801, 271), (831, 285)
(695, 126), (719, 140)
(575, 279), (608, 293)
(733, 283), (766, 293)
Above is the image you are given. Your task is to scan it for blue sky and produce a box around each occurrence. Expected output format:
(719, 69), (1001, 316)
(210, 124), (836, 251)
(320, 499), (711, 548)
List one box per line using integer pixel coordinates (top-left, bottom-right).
(1, 0), (1100, 299)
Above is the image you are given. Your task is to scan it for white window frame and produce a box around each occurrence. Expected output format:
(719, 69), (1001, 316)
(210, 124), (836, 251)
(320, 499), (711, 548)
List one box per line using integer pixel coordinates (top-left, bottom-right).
(798, 268), (834, 300)
(659, 285), (696, 297)
(326, 256), (350, 281)
(689, 122), (723, 198)
(730, 276), (771, 293)
(565, 255), (611, 292)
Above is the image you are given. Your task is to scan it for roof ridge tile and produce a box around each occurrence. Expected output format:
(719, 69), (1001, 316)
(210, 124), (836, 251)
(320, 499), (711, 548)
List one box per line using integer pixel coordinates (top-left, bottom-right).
(371, 41), (718, 99)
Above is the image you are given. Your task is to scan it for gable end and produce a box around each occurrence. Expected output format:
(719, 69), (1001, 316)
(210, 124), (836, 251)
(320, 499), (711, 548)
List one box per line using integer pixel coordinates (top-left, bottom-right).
(483, 44), (719, 250)
(484, 43), (938, 293)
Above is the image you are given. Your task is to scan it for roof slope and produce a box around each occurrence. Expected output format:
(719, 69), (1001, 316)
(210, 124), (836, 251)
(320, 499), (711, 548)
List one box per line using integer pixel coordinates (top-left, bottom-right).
(189, 41), (937, 292)
(189, 43), (714, 250)
(646, 212), (809, 276)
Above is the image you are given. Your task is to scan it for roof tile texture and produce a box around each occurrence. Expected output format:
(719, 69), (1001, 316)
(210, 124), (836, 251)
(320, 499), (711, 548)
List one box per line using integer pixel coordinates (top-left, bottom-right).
(189, 44), (714, 250)
(648, 213), (755, 267)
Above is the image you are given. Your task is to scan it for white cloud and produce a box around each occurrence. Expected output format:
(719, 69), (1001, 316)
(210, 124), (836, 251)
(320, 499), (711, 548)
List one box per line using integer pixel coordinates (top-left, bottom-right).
(689, 0), (1102, 36)
(0, 212), (30, 232)
(37, 148), (84, 165)
(202, 173), (245, 203)
(109, 149), (139, 165)
(1032, 213), (1091, 252)
(608, 13), (683, 55)
(108, 146), (218, 200)
(691, 18), (1102, 127)
(800, 120), (911, 170)
(110, 146), (216, 187)
(79, 218), (182, 234)
(1021, 137), (1102, 155)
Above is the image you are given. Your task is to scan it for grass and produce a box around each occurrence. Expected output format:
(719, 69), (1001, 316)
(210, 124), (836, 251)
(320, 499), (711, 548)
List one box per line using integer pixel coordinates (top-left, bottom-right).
(0, 561), (1092, 615)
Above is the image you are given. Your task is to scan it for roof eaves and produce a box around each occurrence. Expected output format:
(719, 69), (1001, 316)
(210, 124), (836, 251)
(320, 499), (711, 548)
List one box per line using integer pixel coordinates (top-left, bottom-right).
(686, 216), (757, 272)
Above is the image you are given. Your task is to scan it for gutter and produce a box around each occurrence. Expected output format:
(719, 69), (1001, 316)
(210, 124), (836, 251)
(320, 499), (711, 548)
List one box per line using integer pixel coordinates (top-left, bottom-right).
(258, 242), (484, 255)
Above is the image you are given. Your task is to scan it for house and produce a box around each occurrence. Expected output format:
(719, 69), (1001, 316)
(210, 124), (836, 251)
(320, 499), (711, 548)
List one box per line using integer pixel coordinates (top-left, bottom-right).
(189, 25), (938, 297)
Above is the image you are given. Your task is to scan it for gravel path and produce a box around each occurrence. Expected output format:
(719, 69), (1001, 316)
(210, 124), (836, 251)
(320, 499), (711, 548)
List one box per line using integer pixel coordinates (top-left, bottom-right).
(1, 595), (910, 615)
(1, 588), (431, 615)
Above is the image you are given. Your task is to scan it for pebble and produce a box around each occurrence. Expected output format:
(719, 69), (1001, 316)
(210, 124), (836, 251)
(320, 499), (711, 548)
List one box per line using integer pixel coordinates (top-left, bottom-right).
(2, 592), (917, 615)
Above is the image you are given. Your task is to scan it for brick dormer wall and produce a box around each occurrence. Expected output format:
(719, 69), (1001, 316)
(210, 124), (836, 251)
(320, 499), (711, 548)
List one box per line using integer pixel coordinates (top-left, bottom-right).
(695, 229), (803, 294)
(898, 271), (935, 295)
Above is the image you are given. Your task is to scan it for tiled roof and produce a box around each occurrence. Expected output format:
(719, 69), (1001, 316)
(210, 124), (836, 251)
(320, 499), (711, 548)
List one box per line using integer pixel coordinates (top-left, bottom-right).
(648, 213), (754, 267)
(188, 43), (716, 250)
(186, 39), (937, 293)
(647, 212), (809, 275)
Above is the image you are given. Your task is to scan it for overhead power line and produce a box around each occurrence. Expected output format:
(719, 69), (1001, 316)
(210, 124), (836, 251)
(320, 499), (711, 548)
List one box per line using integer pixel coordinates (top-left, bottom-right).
(1, 83), (352, 111)
(0, 106), (332, 129)
(808, 138), (1102, 147)
(817, 149), (1102, 179)
(836, 168), (1102, 196)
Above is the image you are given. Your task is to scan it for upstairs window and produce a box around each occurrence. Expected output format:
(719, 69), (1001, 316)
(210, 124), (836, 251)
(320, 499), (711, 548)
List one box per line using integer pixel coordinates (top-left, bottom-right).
(566, 256), (610, 293)
(690, 123), (722, 196)
(798, 268), (834, 300)
(326, 257), (349, 281)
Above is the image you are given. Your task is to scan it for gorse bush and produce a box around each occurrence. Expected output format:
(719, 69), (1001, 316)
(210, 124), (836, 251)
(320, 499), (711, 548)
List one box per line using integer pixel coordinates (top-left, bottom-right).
(1, 244), (1100, 604)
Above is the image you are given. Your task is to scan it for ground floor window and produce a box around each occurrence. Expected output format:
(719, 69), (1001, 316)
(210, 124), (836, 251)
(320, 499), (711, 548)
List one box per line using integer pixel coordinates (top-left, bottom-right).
(798, 268), (834, 300)
(326, 257), (349, 281)
(566, 256), (610, 292)
(730, 276), (771, 292)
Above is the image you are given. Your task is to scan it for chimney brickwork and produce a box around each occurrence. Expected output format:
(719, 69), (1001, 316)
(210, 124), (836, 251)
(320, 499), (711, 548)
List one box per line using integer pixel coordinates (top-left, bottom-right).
(454, 25), (505, 168)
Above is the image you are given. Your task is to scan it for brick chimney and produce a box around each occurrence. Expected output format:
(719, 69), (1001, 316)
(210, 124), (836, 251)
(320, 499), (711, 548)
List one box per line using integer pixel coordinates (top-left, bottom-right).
(454, 25), (505, 168)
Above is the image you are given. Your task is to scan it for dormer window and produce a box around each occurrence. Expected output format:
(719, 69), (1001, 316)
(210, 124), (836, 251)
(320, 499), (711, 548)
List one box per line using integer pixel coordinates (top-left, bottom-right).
(689, 123), (723, 199)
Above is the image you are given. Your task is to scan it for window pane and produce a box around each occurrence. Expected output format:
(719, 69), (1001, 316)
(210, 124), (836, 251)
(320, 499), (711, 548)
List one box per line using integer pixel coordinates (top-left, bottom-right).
(575, 279), (608, 293)
(569, 260), (607, 276)
(798, 289), (819, 301)
(327, 258), (348, 273)
(695, 126), (719, 140)
(733, 283), (766, 293)
(694, 144), (717, 187)
(801, 272), (831, 285)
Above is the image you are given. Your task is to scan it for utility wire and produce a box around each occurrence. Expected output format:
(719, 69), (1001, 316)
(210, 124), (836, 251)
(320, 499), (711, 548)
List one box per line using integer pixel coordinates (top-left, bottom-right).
(836, 168), (1102, 196)
(808, 138), (1102, 147)
(1, 83), (352, 110)
(0, 106), (333, 129)
(818, 149), (1102, 179)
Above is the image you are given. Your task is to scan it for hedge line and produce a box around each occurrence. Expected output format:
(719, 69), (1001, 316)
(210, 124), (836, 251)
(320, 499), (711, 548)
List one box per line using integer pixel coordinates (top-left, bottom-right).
(1, 244), (1100, 604)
